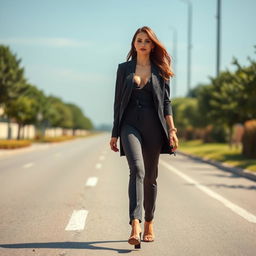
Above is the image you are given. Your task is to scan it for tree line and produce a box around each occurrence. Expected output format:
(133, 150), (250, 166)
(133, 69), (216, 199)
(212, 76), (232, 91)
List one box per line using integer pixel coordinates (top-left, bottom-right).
(172, 46), (256, 157)
(0, 45), (93, 139)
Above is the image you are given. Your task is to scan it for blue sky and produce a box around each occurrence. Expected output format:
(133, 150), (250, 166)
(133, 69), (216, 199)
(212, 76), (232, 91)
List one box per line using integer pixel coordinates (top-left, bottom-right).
(0, 0), (255, 127)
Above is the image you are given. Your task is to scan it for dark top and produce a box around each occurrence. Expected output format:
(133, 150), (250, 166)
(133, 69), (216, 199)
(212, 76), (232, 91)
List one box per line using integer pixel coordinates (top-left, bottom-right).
(127, 76), (155, 109)
(121, 76), (159, 129)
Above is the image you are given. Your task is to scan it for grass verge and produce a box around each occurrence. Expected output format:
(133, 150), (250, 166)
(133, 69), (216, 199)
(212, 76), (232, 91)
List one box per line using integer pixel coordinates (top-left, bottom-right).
(0, 140), (31, 149)
(179, 139), (256, 172)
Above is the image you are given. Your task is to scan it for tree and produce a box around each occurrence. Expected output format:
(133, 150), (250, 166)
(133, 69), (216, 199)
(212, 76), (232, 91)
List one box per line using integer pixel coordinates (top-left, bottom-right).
(0, 45), (95, 139)
(187, 83), (206, 98)
(66, 103), (94, 133)
(0, 45), (26, 104)
(172, 97), (201, 139)
(231, 57), (256, 121)
(22, 84), (49, 138)
(203, 53), (256, 145)
(5, 95), (37, 139)
(0, 45), (27, 139)
(47, 96), (73, 129)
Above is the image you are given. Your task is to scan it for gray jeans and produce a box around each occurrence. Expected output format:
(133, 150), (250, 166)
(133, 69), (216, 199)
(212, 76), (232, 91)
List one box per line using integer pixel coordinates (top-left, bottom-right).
(120, 103), (164, 225)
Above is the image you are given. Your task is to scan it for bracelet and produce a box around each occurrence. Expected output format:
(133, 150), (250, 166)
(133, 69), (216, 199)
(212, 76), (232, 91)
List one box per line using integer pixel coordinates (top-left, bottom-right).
(168, 127), (177, 133)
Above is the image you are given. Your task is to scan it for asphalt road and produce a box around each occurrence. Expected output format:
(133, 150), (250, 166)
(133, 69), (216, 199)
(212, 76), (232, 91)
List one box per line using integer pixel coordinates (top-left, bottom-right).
(0, 133), (255, 256)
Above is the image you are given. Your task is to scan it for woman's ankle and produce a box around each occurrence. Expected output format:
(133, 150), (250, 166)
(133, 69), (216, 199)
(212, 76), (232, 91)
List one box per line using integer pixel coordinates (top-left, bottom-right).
(131, 219), (140, 225)
(131, 219), (141, 232)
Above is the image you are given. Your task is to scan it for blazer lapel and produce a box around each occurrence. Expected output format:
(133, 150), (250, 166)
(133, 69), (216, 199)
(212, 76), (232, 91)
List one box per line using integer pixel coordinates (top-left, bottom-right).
(125, 58), (161, 90)
(151, 62), (162, 103)
(119, 58), (168, 141)
(123, 58), (162, 111)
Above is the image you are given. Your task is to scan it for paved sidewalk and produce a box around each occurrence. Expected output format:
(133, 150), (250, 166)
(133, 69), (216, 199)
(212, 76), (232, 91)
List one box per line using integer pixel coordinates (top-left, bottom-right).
(177, 150), (256, 182)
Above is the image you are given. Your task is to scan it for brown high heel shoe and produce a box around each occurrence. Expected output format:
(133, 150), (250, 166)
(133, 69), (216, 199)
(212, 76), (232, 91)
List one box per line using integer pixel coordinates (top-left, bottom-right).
(143, 220), (155, 242)
(128, 219), (142, 249)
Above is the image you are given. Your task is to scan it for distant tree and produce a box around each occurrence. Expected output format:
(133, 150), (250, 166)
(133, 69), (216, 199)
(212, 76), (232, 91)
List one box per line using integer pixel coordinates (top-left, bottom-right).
(47, 96), (73, 129)
(5, 95), (37, 139)
(0, 45), (95, 139)
(202, 53), (256, 145)
(207, 71), (241, 144)
(66, 103), (94, 132)
(0, 45), (26, 104)
(186, 83), (207, 98)
(4, 83), (49, 139)
(22, 84), (49, 138)
(82, 116), (94, 130)
(231, 56), (256, 121)
(0, 45), (28, 139)
(172, 97), (198, 139)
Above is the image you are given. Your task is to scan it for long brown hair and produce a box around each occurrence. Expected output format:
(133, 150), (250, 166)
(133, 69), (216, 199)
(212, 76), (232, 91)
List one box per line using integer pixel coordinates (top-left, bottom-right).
(126, 26), (174, 81)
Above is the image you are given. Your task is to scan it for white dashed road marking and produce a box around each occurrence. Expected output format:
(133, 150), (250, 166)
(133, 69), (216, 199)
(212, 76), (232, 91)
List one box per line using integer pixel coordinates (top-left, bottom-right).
(160, 159), (256, 224)
(23, 162), (34, 168)
(85, 177), (98, 187)
(65, 209), (89, 231)
(95, 163), (102, 169)
(99, 155), (105, 161)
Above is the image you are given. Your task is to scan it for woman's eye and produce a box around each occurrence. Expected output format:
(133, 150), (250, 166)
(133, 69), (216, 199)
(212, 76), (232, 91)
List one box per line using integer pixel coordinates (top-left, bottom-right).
(137, 40), (150, 43)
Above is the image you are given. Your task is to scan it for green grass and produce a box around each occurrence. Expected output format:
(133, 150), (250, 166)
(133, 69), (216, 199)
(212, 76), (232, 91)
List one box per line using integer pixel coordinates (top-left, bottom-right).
(179, 139), (256, 172)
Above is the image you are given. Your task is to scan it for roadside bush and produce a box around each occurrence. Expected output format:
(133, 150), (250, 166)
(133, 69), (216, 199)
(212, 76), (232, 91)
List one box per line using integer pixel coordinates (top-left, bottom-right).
(202, 124), (227, 143)
(242, 120), (256, 158)
(0, 140), (31, 149)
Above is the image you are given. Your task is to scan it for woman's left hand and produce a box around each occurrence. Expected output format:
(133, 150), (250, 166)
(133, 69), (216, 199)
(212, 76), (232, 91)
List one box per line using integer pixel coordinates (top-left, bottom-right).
(169, 131), (179, 151)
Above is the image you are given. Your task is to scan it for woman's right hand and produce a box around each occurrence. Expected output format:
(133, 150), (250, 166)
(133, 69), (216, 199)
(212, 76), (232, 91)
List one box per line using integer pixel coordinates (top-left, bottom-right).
(169, 131), (179, 151)
(110, 137), (119, 152)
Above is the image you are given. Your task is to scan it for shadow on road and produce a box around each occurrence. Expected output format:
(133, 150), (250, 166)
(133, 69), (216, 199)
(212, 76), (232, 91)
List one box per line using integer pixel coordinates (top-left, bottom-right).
(0, 240), (134, 254)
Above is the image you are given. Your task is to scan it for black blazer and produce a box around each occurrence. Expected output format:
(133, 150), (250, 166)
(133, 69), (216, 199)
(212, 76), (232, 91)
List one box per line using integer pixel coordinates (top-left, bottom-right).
(111, 58), (174, 157)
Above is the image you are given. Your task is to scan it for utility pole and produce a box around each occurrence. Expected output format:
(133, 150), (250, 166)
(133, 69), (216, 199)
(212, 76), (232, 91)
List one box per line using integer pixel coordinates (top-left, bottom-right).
(216, 0), (221, 77)
(168, 26), (178, 98)
(180, 0), (192, 95)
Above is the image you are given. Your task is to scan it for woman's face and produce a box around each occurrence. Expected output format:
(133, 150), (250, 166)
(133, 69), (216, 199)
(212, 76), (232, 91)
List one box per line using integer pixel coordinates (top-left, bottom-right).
(134, 32), (154, 55)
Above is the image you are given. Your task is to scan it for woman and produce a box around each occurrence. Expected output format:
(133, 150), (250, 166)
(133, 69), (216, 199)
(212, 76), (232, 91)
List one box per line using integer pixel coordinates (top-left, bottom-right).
(109, 26), (179, 248)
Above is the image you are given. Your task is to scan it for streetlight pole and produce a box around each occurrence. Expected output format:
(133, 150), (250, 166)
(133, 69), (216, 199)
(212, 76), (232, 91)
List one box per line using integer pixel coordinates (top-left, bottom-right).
(216, 0), (221, 77)
(180, 0), (192, 95)
(168, 26), (178, 98)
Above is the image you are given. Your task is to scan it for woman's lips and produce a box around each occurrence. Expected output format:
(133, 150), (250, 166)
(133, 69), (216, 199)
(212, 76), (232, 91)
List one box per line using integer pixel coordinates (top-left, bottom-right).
(140, 48), (146, 51)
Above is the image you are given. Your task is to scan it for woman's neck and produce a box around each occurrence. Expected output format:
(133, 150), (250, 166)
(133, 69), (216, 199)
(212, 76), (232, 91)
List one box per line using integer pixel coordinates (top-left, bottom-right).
(136, 55), (151, 66)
